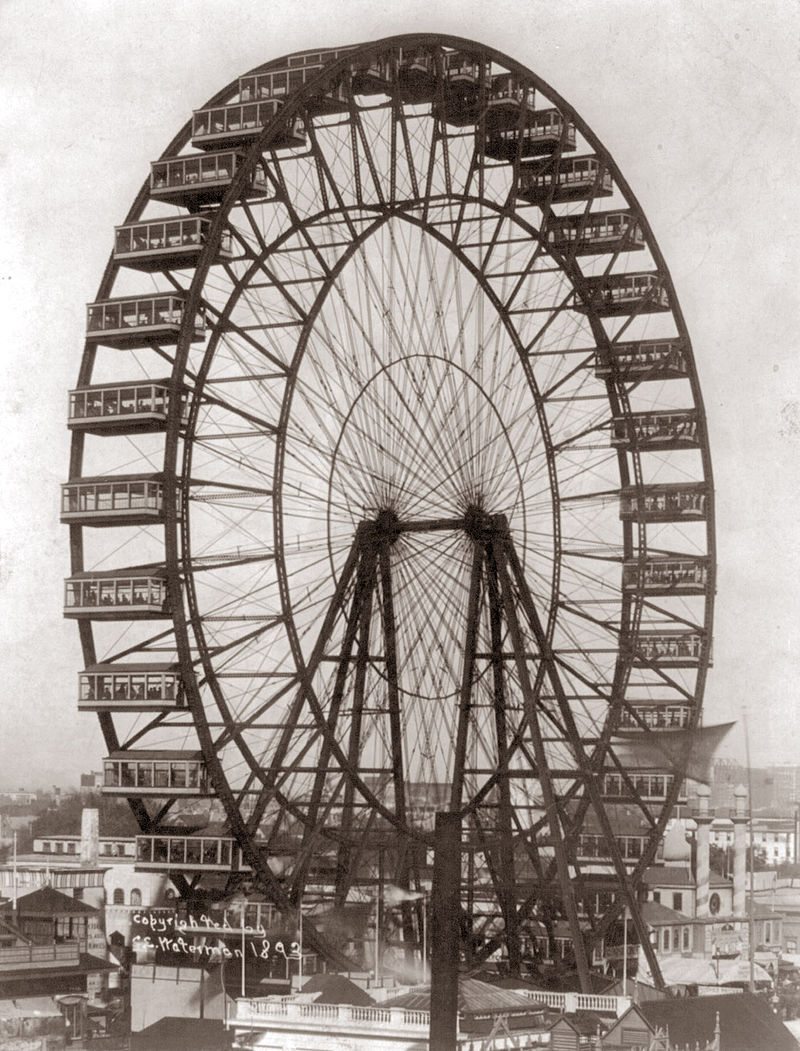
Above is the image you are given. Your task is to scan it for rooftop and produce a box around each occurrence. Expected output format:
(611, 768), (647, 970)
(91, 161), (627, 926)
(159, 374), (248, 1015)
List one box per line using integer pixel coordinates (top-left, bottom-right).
(641, 992), (797, 1051)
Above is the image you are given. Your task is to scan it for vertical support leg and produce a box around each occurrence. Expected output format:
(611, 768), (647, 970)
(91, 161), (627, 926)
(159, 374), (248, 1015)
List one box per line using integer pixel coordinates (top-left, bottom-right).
(335, 545), (378, 906)
(493, 540), (592, 991)
(503, 530), (665, 989)
(484, 542), (521, 974)
(450, 541), (484, 811)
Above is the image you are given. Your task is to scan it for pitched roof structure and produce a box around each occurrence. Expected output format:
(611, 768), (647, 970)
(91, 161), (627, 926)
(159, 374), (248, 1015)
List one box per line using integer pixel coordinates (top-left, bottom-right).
(384, 977), (546, 1015)
(644, 865), (694, 887)
(640, 992), (798, 1051)
(299, 972), (375, 1006)
(641, 901), (692, 925)
(14, 886), (98, 916)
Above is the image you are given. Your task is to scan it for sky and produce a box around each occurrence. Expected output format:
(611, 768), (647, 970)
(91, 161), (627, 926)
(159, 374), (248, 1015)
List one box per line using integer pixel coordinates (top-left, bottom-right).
(0, 0), (798, 789)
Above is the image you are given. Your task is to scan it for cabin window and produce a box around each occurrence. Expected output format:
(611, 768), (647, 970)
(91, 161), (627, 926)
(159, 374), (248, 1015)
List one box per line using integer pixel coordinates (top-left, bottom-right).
(171, 763), (188, 789)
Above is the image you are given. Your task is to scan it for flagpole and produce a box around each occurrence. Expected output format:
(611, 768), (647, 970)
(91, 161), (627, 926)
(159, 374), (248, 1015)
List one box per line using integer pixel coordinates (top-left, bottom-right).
(622, 903), (628, 996)
(298, 899), (303, 984)
(241, 905), (246, 998)
(422, 894), (428, 985)
(742, 707), (756, 995)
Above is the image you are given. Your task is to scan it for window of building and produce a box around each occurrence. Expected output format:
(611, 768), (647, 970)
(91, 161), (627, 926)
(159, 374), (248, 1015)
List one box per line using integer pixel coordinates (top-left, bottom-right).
(652, 891), (661, 904)
(672, 892), (683, 912)
(73, 888), (84, 901)
(130, 888), (142, 907)
(662, 928), (671, 951)
(682, 926), (690, 951)
(112, 888), (124, 905)
(764, 922), (771, 943)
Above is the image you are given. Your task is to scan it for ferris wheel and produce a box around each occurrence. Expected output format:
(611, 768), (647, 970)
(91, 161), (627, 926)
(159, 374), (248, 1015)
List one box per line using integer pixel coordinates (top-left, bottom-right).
(63, 34), (714, 984)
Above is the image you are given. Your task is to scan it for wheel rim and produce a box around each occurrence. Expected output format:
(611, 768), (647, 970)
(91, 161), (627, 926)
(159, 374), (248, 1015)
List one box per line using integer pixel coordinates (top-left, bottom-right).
(67, 34), (714, 976)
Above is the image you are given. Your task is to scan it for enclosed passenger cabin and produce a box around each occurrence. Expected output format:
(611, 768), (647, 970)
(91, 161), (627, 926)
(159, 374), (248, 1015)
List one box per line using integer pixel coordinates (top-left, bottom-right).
(546, 210), (643, 255)
(103, 752), (209, 796)
(64, 568), (170, 620)
(595, 339), (689, 381)
(114, 217), (234, 272)
(576, 272), (669, 316)
(61, 473), (166, 527)
(577, 833), (653, 863)
(440, 51), (489, 125)
(619, 705), (693, 730)
(135, 834), (249, 872)
(516, 155), (612, 204)
(485, 108), (577, 162)
(68, 381), (189, 436)
(150, 152), (270, 210)
(85, 295), (206, 350)
(632, 631), (705, 667)
(238, 48), (352, 116)
(79, 663), (183, 712)
(602, 771), (685, 804)
(576, 271), (668, 315)
(611, 410), (699, 450)
(485, 74), (535, 131)
(396, 47), (436, 103)
(351, 51), (393, 96)
(619, 482), (707, 522)
(622, 557), (708, 595)
(192, 100), (306, 152)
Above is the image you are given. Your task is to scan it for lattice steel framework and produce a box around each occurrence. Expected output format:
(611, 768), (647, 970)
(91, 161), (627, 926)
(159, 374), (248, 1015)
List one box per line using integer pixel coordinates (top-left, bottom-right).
(65, 34), (715, 985)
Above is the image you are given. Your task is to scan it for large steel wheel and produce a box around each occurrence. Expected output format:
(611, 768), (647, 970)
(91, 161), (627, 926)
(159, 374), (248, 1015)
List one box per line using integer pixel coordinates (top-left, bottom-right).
(65, 34), (714, 982)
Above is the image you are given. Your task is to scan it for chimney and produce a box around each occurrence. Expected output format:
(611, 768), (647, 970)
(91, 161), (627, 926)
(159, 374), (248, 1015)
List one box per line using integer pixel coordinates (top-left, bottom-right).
(80, 807), (99, 866)
(732, 785), (748, 916)
(694, 784), (711, 917)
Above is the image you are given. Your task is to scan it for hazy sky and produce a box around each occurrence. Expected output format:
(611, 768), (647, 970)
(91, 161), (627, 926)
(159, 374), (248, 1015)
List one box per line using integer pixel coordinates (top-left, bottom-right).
(1, 0), (798, 789)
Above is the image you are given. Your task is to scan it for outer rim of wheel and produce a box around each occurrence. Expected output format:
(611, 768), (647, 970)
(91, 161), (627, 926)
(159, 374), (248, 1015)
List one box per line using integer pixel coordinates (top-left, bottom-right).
(68, 32), (715, 967)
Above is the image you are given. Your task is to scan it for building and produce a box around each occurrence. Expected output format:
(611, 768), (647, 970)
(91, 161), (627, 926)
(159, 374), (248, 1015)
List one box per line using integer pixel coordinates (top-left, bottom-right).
(227, 977), (555, 1050)
(0, 895), (115, 1037)
(640, 785), (785, 986)
(710, 814), (797, 867)
(32, 833), (137, 859)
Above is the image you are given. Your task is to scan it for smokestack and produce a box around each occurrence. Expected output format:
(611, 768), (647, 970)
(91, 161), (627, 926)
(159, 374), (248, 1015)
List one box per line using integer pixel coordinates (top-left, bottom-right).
(80, 807), (99, 866)
(732, 785), (748, 917)
(429, 811), (461, 1051)
(695, 784), (711, 917)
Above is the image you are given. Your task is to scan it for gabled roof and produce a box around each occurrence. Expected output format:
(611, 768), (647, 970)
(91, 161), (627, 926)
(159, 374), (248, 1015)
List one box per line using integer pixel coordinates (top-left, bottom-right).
(384, 977), (546, 1015)
(644, 865), (694, 887)
(299, 973), (375, 1006)
(640, 991), (798, 1051)
(131, 1017), (231, 1051)
(641, 901), (692, 925)
(14, 886), (97, 916)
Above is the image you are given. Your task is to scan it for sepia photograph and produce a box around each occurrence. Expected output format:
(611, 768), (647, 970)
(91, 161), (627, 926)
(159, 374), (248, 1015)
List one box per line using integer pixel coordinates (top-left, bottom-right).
(1, 1), (798, 1047)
